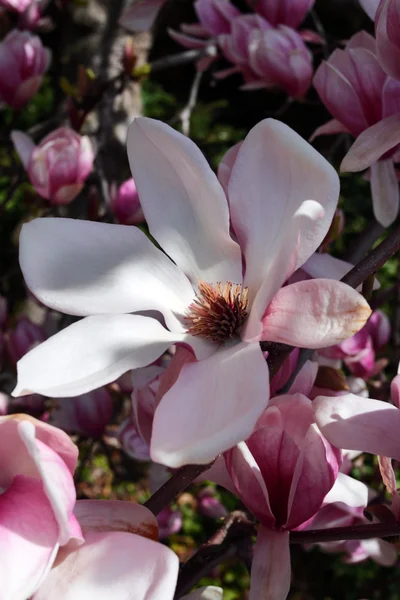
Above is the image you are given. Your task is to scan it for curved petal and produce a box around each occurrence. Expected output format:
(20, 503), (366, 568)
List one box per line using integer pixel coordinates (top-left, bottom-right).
(18, 421), (78, 545)
(323, 472), (369, 508)
(118, 0), (166, 31)
(249, 527), (291, 600)
(309, 119), (350, 142)
(74, 499), (158, 540)
(13, 314), (213, 398)
(341, 114), (400, 172)
(33, 531), (179, 600)
(313, 394), (400, 459)
(370, 159), (399, 227)
(0, 475), (59, 600)
(217, 141), (242, 195)
(151, 342), (270, 467)
(11, 130), (35, 168)
(19, 218), (195, 333)
(261, 279), (371, 349)
(359, 0), (380, 19)
(127, 118), (242, 285)
(228, 118), (339, 302)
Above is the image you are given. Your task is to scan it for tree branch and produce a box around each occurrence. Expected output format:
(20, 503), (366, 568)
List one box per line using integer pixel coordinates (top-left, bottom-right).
(143, 461), (215, 516)
(290, 521), (400, 544)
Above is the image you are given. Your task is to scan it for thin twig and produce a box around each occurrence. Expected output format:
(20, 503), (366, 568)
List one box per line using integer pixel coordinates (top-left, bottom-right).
(290, 521), (400, 544)
(179, 70), (203, 137)
(143, 461), (215, 516)
(150, 46), (217, 74)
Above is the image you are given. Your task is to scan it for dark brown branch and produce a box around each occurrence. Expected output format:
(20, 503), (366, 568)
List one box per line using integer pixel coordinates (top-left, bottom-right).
(341, 222), (400, 289)
(143, 461), (215, 516)
(290, 521), (400, 544)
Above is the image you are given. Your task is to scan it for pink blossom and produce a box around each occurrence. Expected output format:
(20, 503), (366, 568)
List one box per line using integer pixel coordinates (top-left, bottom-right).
(0, 414), (81, 600)
(0, 0), (33, 12)
(198, 487), (228, 519)
(110, 177), (144, 225)
(33, 499), (179, 600)
(225, 394), (341, 599)
(6, 315), (46, 364)
(215, 14), (313, 96)
(313, 31), (400, 226)
(248, 0), (315, 29)
(157, 506), (182, 539)
(12, 127), (94, 205)
(50, 387), (113, 438)
(0, 30), (50, 109)
(13, 117), (370, 468)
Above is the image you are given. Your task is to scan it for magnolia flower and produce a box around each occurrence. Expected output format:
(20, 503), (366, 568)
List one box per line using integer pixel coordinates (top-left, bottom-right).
(375, 0), (400, 80)
(12, 127), (94, 205)
(0, 30), (50, 109)
(33, 500), (179, 600)
(312, 31), (400, 226)
(225, 394), (342, 599)
(6, 315), (46, 364)
(0, 415), (81, 600)
(13, 117), (370, 468)
(0, 0), (34, 12)
(50, 387), (114, 438)
(110, 177), (144, 225)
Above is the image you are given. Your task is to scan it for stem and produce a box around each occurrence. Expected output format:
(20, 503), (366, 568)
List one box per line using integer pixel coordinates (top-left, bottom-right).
(150, 46), (217, 73)
(341, 222), (400, 289)
(143, 461), (215, 516)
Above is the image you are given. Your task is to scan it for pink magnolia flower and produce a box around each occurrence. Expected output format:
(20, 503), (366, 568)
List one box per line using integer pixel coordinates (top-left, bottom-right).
(0, 414), (81, 600)
(248, 0), (315, 29)
(33, 499), (179, 600)
(12, 127), (94, 205)
(110, 177), (144, 225)
(220, 17), (313, 96)
(6, 315), (46, 364)
(157, 505), (182, 539)
(198, 487), (228, 519)
(319, 309), (390, 379)
(118, 0), (167, 32)
(225, 394), (342, 599)
(13, 117), (370, 468)
(50, 387), (113, 438)
(313, 31), (400, 226)
(0, 30), (50, 109)
(0, 0), (33, 12)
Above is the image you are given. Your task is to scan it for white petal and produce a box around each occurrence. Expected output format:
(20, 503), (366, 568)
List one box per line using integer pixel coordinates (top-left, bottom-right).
(20, 218), (195, 332)
(13, 315), (212, 398)
(127, 117), (242, 284)
(228, 118), (339, 299)
(151, 342), (270, 467)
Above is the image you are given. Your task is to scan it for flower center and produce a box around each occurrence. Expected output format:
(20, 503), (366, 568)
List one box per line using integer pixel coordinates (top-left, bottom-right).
(185, 281), (249, 343)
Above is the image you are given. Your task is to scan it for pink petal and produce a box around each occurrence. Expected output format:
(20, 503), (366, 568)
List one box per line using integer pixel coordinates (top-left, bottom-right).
(314, 394), (400, 459)
(227, 118), (339, 329)
(11, 130), (35, 168)
(53, 183), (83, 205)
(261, 279), (371, 349)
(18, 420), (77, 545)
(323, 472), (369, 508)
(0, 475), (59, 600)
(250, 527), (291, 600)
(13, 314), (213, 398)
(118, 0), (166, 31)
(376, 0), (400, 80)
(370, 159), (399, 226)
(359, 0), (380, 19)
(287, 360), (318, 396)
(74, 499), (158, 540)
(151, 342), (270, 467)
(127, 117), (242, 285)
(217, 141), (242, 195)
(19, 218), (195, 333)
(197, 455), (238, 495)
(168, 28), (210, 49)
(309, 119), (350, 142)
(33, 530), (179, 600)
(341, 114), (400, 172)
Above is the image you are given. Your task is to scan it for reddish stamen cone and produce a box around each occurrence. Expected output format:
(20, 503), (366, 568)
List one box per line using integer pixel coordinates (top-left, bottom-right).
(185, 281), (249, 343)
